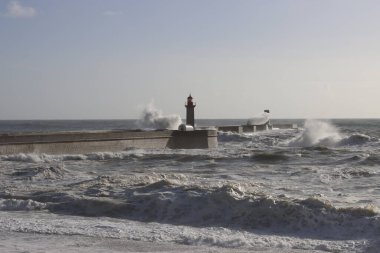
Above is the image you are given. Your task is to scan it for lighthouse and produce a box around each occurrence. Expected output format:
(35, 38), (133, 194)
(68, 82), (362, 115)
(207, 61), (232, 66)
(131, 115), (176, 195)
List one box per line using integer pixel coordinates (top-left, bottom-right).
(185, 94), (196, 127)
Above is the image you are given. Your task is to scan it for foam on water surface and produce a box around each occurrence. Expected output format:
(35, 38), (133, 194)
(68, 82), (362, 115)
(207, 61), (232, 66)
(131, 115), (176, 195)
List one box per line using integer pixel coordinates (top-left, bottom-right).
(1, 174), (379, 238)
(0, 211), (375, 252)
(1, 119), (380, 252)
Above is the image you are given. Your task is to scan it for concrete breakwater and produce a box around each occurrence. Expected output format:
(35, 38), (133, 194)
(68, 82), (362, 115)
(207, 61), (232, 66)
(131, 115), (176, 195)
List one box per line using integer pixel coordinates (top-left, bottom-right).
(217, 123), (297, 134)
(0, 129), (218, 155)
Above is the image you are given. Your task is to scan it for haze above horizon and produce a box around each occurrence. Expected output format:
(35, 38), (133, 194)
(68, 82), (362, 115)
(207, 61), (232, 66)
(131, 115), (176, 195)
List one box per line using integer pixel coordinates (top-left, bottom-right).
(1, 0), (380, 120)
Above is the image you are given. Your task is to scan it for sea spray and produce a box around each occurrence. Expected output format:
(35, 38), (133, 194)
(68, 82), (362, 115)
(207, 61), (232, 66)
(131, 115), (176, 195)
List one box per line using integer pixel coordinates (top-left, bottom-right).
(247, 111), (270, 125)
(288, 119), (342, 147)
(137, 102), (182, 130)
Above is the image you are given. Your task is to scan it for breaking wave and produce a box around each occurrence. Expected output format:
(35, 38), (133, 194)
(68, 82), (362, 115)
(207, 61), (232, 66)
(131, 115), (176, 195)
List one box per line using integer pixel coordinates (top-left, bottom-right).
(1, 153), (47, 163)
(288, 120), (371, 148)
(11, 165), (66, 180)
(6, 177), (378, 237)
(0, 199), (46, 211)
(0, 151), (218, 163)
(288, 120), (342, 147)
(136, 102), (182, 130)
(338, 133), (371, 146)
(218, 132), (252, 142)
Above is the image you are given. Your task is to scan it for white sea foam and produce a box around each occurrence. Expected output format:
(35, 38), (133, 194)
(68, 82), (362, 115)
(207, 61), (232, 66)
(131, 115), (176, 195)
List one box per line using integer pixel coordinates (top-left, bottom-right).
(1, 153), (47, 163)
(287, 120), (342, 147)
(247, 112), (270, 125)
(287, 120), (373, 148)
(12, 176), (374, 237)
(137, 102), (182, 130)
(0, 212), (372, 252)
(0, 199), (46, 211)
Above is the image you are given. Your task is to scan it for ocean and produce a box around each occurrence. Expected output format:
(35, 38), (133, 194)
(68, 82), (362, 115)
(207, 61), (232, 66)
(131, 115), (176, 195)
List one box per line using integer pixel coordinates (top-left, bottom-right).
(0, 119), (379, 252)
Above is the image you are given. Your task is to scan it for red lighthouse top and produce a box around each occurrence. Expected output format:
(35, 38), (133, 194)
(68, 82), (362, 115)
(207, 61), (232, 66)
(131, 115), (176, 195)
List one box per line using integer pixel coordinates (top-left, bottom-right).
(185, 94), (195, 107)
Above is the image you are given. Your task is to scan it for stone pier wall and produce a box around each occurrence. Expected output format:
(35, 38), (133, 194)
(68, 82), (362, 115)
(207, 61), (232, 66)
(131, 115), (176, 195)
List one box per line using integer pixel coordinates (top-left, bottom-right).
(0, 130), (218, 155)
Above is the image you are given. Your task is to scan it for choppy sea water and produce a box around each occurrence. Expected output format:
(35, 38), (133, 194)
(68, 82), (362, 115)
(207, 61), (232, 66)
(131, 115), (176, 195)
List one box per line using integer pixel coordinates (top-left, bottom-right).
(0, 119), (380, 252)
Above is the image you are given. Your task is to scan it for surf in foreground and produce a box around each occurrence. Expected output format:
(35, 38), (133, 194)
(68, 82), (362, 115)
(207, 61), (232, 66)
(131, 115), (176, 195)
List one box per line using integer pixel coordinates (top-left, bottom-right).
(0, 119), (379, 252)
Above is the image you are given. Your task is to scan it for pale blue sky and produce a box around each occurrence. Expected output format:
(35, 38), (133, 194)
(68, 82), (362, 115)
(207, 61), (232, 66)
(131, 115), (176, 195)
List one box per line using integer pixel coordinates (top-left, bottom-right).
(1, 0), (380, 119)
